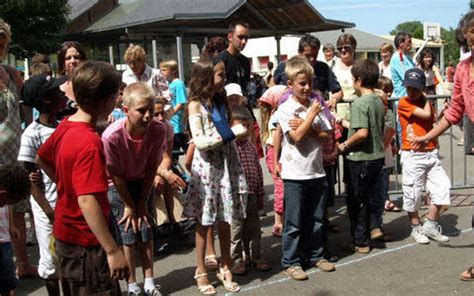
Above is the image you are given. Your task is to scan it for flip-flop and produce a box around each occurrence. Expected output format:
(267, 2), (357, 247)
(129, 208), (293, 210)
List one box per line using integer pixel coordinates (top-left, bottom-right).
(460, 267), (474, 281)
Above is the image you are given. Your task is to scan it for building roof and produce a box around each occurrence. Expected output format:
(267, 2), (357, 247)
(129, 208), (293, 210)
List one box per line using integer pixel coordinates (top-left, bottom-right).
(312, 28), (392, 52)
(68, 0), (100, 20)
(72, 0), (354, 38)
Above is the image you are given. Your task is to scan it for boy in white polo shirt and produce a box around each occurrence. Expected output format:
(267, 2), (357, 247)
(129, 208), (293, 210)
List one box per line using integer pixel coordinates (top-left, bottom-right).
(277, 56), (334, 281)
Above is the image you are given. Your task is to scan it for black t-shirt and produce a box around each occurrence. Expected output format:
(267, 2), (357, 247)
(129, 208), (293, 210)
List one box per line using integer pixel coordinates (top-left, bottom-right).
(273, 60), (341, 96)
(217, 50), (251, 96)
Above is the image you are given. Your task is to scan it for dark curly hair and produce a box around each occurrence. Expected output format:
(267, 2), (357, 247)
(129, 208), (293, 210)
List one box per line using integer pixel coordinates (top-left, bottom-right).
(0, 163), (31, 205)
(456, 10), (474, 53)
(202, 36), (227, 59)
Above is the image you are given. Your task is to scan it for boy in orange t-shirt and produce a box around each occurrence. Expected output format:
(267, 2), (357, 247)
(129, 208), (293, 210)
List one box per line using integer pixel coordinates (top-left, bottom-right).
(398, 68), (451, 245)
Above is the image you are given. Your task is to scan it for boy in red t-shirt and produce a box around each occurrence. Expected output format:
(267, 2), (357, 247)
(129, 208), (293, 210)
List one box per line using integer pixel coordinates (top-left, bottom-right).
(36, 61), (130, 295)
(398, 68), (451, 245)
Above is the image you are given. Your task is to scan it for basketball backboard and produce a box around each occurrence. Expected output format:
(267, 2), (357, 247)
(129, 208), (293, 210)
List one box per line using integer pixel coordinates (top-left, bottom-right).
(423, 22), (441, 41)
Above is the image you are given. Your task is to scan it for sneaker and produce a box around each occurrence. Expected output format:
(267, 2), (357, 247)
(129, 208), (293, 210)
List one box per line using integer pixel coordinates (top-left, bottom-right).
(370, 228), (383, 240)
(411, 225), (430, 244)
(128, 288), (141, 296)
(422, 221), (449, 242)
(145, 285), (162, 296)
(354, 246), (370, 254)
(315, 259), (336, 272)
(284, 266), (308, 281)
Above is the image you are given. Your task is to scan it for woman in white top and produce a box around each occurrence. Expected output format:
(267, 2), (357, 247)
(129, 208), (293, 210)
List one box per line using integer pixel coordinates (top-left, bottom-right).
(378, 42), (394, 80)
(332, 33), (358, 120)
(417, 48), (444, 95)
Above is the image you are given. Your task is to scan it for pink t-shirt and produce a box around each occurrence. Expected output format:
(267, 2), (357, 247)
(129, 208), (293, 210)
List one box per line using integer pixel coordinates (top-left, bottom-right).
(102, 118), (168, 182)
(444, 58), (474, 124)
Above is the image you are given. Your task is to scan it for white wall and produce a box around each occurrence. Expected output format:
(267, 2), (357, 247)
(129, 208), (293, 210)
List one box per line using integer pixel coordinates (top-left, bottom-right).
(241, 36), (301, 74)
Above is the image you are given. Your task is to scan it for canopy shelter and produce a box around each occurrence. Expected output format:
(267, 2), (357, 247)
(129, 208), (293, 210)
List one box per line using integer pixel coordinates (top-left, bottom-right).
(66, 0), (354, 78)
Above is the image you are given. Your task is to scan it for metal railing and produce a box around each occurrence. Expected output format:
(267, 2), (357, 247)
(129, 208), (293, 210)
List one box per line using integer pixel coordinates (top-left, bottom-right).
(336, 94), (473, 197)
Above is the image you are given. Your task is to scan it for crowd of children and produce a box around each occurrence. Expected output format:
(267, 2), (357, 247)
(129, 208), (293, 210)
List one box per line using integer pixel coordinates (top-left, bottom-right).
(1, 11), (473, 295)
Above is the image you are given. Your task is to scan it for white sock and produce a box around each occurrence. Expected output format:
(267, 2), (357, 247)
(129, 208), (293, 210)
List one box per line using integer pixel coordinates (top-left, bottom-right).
(128, 282), (141, 293)
(144, 277), (155, 292)
(424, 219), (437, 227)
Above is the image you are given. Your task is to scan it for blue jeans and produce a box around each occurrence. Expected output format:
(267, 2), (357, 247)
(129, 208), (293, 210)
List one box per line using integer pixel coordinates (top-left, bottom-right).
(370, 167), (391, 230)
(282, 177), (328, 268)
(0, 242), (17, 293)
(346, 159), (384, 247)
(324, 165), (337, 208)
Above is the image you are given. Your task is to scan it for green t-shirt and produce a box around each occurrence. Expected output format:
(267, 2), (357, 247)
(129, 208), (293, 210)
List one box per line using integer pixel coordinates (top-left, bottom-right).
(347, 93), (385, 161)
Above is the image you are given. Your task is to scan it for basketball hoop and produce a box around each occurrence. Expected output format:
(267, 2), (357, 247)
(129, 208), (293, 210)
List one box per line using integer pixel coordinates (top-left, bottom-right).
(423, 22), (441, 42)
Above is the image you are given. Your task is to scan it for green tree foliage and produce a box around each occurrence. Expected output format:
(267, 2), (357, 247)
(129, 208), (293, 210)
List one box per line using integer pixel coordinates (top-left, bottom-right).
(390, 21), (424, 39)
(0, 0), (70, 59)
(391, 21), (460, 66)
(442, 27), (459, 64)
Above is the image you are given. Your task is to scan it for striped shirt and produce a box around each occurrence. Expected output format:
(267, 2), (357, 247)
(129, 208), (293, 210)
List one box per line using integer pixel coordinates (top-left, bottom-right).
(18, 120), (57, 206)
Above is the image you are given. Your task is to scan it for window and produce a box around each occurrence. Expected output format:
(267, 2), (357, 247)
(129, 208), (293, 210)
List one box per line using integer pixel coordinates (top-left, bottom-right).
(258, 56), (270, 67)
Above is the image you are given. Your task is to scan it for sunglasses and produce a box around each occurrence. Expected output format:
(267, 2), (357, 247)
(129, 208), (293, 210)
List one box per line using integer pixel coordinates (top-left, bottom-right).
(337, 45), (352, 52)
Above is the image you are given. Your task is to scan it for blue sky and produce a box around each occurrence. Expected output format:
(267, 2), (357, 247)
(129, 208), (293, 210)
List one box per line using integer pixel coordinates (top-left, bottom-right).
(311, 0), (470, 35)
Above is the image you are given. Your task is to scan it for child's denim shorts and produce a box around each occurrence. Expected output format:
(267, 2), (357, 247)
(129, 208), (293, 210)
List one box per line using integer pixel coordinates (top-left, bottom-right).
(108, 180), (154, 246)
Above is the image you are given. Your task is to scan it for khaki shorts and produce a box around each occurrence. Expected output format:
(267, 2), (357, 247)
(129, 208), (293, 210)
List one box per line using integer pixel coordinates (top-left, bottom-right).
(55, 240), (121, 296)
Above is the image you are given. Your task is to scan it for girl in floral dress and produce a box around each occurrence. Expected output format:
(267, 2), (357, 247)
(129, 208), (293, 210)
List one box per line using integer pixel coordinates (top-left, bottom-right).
(185, 59), (247, 294)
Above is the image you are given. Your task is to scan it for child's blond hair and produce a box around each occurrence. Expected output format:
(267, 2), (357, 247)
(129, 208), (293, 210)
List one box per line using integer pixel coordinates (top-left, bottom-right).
(123, 82), (155, 107)
(285, 56), (314, 82)
(160, 59), (179, 76)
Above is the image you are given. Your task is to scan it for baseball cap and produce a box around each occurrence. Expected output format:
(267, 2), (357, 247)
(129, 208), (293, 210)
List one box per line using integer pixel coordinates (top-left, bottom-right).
(225, 83), (243, 97)
(21, 74), (68, 108)
(403, 68), (426, 91)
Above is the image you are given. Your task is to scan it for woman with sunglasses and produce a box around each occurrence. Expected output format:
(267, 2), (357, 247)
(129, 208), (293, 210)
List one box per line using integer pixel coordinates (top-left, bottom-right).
(332, 33), (358, 102)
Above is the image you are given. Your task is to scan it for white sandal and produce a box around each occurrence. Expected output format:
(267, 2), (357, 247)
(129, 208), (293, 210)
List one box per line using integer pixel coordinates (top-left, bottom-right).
(216, 266), (240, 292)
(194, 269), (216, 295)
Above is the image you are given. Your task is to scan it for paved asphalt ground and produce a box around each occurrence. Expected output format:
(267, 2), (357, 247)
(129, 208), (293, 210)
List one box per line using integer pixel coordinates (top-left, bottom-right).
(16, 115), (473, 296)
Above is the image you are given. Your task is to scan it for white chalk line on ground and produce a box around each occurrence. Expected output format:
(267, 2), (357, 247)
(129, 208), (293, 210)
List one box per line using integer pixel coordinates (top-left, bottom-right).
(230, 227), (473, 295)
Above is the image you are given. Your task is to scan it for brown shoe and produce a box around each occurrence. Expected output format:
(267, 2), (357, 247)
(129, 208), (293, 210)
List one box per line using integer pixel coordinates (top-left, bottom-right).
(354, 246), (370, 254)
(284, 266), (308, 281)
(370, 228), (383, 240)
(315, 259), (336, 272)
